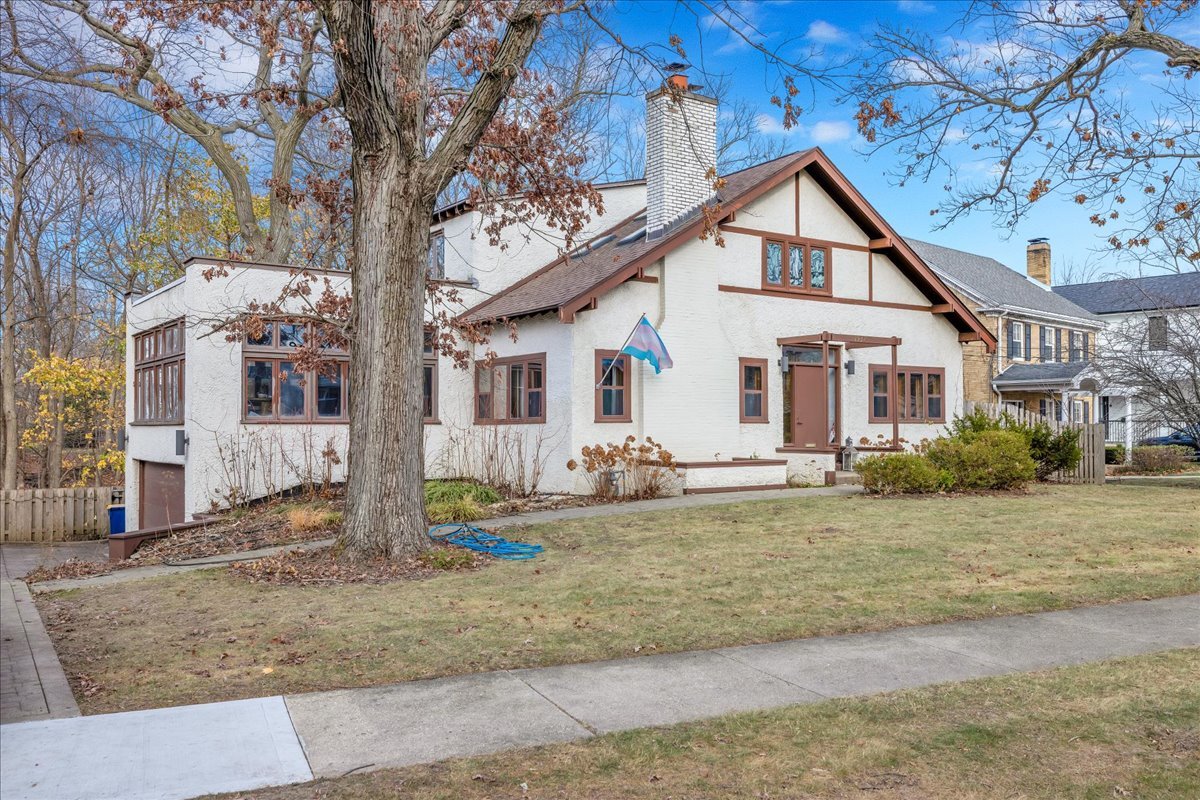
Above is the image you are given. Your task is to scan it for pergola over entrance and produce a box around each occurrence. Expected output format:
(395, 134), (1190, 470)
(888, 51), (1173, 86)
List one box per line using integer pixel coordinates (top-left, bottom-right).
(776, 332), (903, 451)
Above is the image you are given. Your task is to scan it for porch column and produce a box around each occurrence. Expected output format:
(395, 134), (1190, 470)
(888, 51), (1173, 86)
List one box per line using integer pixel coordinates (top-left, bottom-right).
(890, 342), (899, 449)
(821, 339), (830, 447)
(1124, 395), (1134, 463)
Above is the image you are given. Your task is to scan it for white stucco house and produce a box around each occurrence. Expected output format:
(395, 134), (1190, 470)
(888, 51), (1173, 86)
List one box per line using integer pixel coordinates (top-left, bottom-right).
(123, 75), (995, 531)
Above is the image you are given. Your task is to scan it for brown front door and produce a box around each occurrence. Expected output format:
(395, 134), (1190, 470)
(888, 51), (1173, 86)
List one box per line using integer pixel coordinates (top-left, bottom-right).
(140, 461), (185, 529)
(791, 363), (827, 448)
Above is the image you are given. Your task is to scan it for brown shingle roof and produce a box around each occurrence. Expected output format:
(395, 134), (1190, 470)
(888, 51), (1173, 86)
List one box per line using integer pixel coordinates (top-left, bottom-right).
(462, 151), (814, 322)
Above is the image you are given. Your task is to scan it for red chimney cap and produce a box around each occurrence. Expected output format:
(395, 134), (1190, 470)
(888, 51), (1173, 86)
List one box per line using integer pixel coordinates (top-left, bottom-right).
(666, 74), (688, 90)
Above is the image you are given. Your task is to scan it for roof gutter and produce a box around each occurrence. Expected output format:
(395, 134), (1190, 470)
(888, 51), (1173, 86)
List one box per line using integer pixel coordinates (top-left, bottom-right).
(975, 304), (1104, 328)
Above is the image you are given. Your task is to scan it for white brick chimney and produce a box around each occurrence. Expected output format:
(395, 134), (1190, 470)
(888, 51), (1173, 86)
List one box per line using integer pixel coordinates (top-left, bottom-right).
(645, 73), (718, 239)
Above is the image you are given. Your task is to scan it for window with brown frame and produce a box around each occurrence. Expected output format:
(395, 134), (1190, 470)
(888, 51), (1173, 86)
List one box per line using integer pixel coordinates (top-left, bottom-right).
(133, 318), (186, 424)
(476, 354), (545, 424)
(739, 357), (768, 423)
(243, 321), (351, 422)
(763, 237), (831, 294)
(594, 350), (631, 422)
(868, 365), (945, 423)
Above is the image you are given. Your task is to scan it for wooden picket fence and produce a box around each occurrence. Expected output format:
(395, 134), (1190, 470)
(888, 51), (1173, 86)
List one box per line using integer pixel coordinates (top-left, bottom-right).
(0, 487), (118, 542)
(964, 401), (1106, 485)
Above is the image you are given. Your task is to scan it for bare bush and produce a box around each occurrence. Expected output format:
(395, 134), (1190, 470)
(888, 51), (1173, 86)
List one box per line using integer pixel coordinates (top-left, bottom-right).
(567, 436), (678, 500)
(432, 423), (559, 499)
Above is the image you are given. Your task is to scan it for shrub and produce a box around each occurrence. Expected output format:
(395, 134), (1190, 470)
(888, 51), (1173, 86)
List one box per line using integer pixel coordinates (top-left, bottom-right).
(426, 497), (488, 523)
(945, 408), (1081, 480)
(927, 429), (1036, 490)
(286, 506), (343, 533)
(424, 480), (502, 506)
(1123, 445), (1191, 474)
(419, 548), (475, 571)
(1105, 444), (1127, 465)
(567, 436), (679, 499)
(857, 453), (950, 495)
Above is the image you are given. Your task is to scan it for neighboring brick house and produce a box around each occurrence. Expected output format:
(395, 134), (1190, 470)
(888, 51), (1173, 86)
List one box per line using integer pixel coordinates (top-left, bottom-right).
(906, 239), (1105, 422)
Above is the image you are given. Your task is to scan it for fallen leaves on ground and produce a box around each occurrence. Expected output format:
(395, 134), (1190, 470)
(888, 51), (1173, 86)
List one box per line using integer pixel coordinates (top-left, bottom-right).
(227, 543), (487, 586)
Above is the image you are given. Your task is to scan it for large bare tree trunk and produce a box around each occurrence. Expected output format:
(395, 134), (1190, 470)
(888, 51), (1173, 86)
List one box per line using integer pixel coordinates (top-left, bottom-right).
(1, 207), (16, 489)
(340, 148), (433, 557)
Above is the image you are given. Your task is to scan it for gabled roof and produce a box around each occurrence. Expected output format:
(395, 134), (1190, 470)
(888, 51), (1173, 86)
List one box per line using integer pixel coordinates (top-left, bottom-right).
(463, 149), (995, 349)
(992, 361), (1091, 388)
(906, 239), (1102, 325)
(1054, 272), (1200, 314)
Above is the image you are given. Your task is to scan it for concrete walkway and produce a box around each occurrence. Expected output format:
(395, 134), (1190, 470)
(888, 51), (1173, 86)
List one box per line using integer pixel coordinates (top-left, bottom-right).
(0, 544), (100, 724)
(2, 594), (1196, 800)
(31, 485), (862, 594)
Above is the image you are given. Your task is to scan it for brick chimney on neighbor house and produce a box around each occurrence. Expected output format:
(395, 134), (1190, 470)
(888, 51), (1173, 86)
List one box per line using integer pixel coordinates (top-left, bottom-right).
(645, 71), (718, 239)
(1027, 238), (1052, 285)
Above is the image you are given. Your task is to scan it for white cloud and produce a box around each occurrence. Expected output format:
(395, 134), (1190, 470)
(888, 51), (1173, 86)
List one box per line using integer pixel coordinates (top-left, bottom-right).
(805, 20), (846, 44)
(897, 0), (936, 13)
(755, 115), (854, 145)
(809, 120), (853, 143)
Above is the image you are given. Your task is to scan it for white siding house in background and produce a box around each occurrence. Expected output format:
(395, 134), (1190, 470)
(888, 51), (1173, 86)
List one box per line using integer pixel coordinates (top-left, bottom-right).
(1054, 272), (1200, 447)
(124, 73), (995, 528)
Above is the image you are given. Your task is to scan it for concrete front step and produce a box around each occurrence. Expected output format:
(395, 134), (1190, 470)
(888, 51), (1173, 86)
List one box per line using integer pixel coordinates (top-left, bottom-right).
(824, 470), (863, 486)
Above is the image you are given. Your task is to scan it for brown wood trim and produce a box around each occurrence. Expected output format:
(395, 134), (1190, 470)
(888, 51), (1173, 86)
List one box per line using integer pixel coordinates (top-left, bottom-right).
(929, 304), (953, 314)
(738, 357), (769, 424)
(677, 459), (788, 469)
(626, 275), (659, 283)
(778, 332), (901, 348)
(108, 518), (209, 562)
(683, 483), (789, 495)
(869, 237), (893, 250)
(594, 349), (632, 423)
(721, 224), (871, 253)
(794, 172), (800, 236)
(775, 446), (839, 454)
(720, 284), (930, 312)
(868, 250), (873, 301)
(959, 332), (983, 342)
(475, 352), (548, 425)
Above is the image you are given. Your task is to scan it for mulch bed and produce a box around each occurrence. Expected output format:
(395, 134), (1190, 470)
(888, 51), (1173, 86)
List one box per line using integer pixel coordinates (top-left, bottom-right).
(227, 543), (488, 586)
(22, 487), (590, 585)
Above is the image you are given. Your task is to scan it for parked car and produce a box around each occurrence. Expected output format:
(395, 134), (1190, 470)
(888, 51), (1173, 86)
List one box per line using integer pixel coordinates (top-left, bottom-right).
(1139, 430), (1200, 458)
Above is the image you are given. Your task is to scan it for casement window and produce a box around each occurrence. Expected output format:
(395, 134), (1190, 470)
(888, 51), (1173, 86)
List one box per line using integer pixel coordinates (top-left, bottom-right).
(595, 350), (631, 422)
(1007, 321), (1031, 361)
(243, 321), (350, 422)
(763, 238), (830, 294)
(428, 231), (445, 280)
(1148, 316), (1168, 350)
(1040, 326), (1056, 362)
(476, 354), (545, 424)
(133, 318), (186, 424)
(738, 358), (768, 423)
(868, 365), (945, 423)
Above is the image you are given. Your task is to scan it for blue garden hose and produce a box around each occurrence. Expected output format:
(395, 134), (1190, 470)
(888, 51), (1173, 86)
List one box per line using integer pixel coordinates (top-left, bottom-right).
(428, 523), (543, 560)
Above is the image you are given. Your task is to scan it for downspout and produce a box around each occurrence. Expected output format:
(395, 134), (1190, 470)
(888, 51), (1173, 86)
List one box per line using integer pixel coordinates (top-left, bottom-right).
(993, 310), (1006, 405)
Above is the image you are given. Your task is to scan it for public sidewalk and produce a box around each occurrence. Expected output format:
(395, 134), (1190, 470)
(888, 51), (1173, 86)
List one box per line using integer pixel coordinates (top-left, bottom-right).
(2, 594), (1197, 800)
(30, 485), (863, 594)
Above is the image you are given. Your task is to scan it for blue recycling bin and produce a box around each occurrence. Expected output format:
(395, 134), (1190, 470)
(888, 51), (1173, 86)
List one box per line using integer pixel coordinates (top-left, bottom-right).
(107, 504), (126, 536)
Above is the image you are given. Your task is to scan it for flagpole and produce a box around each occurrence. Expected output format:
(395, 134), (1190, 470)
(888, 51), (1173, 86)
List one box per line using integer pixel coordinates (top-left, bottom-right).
(595, 313), (647, 388)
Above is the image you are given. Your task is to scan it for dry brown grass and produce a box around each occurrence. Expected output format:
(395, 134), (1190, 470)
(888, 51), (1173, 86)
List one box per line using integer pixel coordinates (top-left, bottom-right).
(285, 505), (343, 533)
(211, 649), (1200, 800)
(38, 484), (1200, 714)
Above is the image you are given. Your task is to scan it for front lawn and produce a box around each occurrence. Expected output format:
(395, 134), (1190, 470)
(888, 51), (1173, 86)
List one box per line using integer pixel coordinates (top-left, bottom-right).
(39, 484), (1199, 714)
(213, 649), (1200, 799)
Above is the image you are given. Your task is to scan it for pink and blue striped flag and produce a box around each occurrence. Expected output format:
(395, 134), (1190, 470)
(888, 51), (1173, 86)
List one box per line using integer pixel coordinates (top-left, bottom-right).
(621, 317), (673, 374)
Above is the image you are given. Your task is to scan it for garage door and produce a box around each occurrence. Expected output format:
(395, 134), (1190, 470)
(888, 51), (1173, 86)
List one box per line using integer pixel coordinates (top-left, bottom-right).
(140, 461), (185, 529)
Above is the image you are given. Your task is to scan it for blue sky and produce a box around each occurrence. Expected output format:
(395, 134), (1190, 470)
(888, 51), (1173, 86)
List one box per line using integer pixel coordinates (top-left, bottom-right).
(604, 0), (1189, 284)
